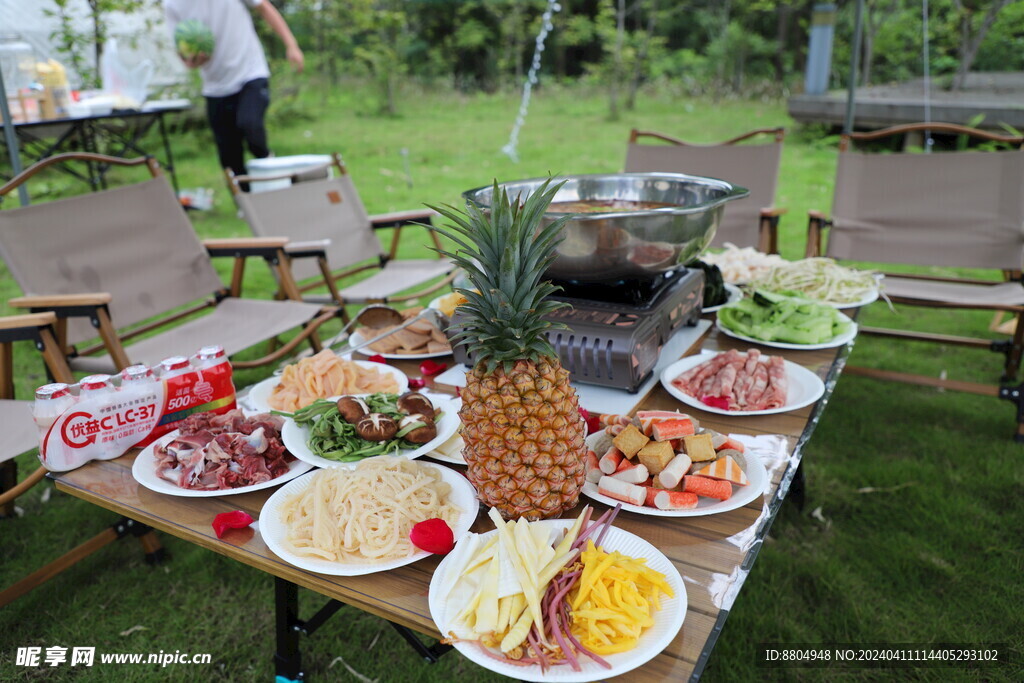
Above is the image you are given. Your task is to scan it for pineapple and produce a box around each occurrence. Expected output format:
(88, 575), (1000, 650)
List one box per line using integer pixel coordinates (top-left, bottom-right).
(429, 180), (587, 520)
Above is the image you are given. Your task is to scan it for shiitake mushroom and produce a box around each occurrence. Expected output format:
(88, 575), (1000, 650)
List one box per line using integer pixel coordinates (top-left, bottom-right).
(355, 413), (398, 441)
(399, 414), (437, 444)
(396, 391), (435, 419)
(336, 396), (370, 424)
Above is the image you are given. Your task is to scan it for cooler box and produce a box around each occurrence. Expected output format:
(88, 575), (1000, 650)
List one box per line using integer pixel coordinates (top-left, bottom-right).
(245, 155), (333, 193)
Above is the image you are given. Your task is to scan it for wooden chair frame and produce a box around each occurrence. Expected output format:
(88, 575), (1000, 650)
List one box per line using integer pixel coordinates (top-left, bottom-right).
(0, 313), (164, 608)
(0, 153), (340, 372)
(225, 152), (457, 318)
(806, 122), (1024, 438)
(628, 127), (787, 254)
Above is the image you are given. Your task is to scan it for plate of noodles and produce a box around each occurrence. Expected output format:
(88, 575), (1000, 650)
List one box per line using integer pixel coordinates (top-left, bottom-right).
(281, 394), (462, 469)
(247, 350), (409, 413)
(260, 457), (479, 575)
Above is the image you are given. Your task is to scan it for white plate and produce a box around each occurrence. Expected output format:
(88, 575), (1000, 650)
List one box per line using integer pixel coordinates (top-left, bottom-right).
(132, 430), (313, 497)
(702, 282), (743, 314)
(246, 361), (410, 413)
(581, 432), (767, 517)
(659, 351), (825, 416)
(261, 460), (479, 576)
(281, 395), (461, 469)
(823, 285), (879, 309)
(715, 312), (858, 350)
(429, 518), (686, 682)
(425, 431), (466, 465)
(349, 329), (452, 360)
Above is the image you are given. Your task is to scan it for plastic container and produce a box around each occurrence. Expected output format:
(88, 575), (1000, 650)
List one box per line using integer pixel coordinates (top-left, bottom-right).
(33, 383), (76, 437)
(158, 356), (192, 380)
(79, 374), (114, 398)
(195, 345), (228, 371)
(0, 35), (36, 94)
(245, 155), (332, 193)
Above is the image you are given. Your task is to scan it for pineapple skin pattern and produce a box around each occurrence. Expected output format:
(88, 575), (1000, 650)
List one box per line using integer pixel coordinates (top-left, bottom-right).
(461, 358), (587, 521)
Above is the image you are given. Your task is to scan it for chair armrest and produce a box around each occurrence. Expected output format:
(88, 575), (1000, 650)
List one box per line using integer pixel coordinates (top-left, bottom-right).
(759, 206), (788, 218)
(758, 207), (787, 254)
(204, 237), (290, 259)
(10, 293), (112, 311)
(805, 210), (831, 258)
(284, 239), (332, 259)
(0, 312), (58, 330)
(370, 208), (437, 230)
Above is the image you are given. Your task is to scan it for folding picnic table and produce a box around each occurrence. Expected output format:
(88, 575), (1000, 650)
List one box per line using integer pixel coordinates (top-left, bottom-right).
(48, 324), (850, 681)
(0, 103), (189, 195)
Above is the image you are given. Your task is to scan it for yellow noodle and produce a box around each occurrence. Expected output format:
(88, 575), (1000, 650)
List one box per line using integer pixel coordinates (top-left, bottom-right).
(278, 458), (459, 563)
(268, 349), (399, 412)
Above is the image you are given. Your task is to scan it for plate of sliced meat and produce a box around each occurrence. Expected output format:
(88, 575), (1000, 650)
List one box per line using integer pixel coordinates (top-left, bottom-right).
(132, 410), (313, 497)
(660, 349), (825, 416)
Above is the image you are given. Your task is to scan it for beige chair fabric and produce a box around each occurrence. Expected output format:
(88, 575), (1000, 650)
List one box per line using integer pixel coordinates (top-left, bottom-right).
(882, 278), (1024, 307)
(625, 141), (781, 248)
(828, 149), (1024, 270)
(0, 175), (326, 374)
(0, 400), (38, 465)
(236, 174), (451, 295)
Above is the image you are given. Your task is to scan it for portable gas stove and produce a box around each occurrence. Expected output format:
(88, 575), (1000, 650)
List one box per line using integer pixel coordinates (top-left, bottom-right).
(452, 268), (704, 393)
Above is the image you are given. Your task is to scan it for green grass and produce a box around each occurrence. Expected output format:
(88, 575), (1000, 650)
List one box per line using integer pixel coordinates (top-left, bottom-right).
(1, 81), (1022, 682)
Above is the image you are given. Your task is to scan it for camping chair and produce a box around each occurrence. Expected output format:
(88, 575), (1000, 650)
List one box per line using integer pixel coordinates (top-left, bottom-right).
(625, 128), (786, 253)
(0, 153), (339, 374)
(226, 153), (455, 318)
(804, 122), (1024, 438)
(0, 312), (164, 608)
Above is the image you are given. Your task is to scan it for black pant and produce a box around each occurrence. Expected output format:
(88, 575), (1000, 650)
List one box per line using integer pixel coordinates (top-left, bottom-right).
(205, 77), (270, 180)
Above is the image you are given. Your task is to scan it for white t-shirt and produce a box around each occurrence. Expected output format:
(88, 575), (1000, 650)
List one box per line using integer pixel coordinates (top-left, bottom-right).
(165, 0), (270, 98)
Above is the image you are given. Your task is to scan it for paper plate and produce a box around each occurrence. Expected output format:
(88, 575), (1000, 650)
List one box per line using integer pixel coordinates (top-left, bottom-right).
(702, 282), (743, 314)
(261, 460), (478, 576)
(246, 361), (409, 413)
(429, 518), (687, 682)
(281, 395), (461, 469)
(715, 312), (858, 350)
(659, 351), (825, 416)
(132, 431), (313, 497)
(349, 329), (452, 360)
(581, 432), (767, 517)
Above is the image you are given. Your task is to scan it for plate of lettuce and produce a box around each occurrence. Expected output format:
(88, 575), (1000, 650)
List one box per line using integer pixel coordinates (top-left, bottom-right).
(716, 290), (857, 349)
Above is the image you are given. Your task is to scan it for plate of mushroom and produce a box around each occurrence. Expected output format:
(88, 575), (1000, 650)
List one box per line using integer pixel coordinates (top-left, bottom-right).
(280, 391), (462, 469)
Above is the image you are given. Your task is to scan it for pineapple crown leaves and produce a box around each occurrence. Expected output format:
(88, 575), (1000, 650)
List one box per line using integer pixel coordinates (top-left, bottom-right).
(425, 178), (574, 373)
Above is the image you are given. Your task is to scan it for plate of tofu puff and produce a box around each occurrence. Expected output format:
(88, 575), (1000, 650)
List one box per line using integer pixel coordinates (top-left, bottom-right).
(581, 412), (768, 517)
(349, 306), (453, 359)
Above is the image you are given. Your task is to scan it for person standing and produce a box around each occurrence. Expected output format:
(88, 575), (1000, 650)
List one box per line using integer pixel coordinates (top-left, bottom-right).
(164, 0), (304, 179)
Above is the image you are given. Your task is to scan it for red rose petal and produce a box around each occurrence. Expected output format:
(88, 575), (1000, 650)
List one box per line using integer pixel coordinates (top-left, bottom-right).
(419, 360), (447, 377)
(212, 511), (254, 538)
(408, 377), (426, 389)
(367, 354), (387, 364)
(409, 517), (455, 554)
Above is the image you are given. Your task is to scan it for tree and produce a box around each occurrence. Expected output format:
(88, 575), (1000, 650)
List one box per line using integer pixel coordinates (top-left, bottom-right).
(950, 0), (1014, 90)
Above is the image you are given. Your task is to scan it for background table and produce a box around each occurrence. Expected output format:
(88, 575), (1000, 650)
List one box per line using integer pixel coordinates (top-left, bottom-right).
(0, 104), (190, 195)
(50, 324), (850, 681)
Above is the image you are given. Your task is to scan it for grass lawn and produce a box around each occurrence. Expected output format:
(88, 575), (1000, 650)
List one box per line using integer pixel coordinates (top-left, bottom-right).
(1, 80), (1022, 682)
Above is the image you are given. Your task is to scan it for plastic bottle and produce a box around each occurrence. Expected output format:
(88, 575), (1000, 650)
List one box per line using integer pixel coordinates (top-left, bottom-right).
(195, 345), (227, 371)
(158, 356), (192, 380)
(79, 374), (114, 399)
(33, 383), (76, 438)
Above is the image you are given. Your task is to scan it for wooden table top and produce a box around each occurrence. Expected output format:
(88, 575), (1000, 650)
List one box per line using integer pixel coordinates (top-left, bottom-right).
(51, 323), (851, 682)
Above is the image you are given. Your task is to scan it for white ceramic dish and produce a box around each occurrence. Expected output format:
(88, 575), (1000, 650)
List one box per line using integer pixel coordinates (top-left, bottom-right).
(246, 361), (409, 413)
(702, 282), (743, 314)
(280, 396), (461, 469)
(132, 430), (313, 497)
(260, 461), (478, 576)
(715, 313), (858, 350)
(349, 329), (452, 360)
(659, 351), (825, 416)
(428, 518), (687, 682)
(581, 432), (767, 517)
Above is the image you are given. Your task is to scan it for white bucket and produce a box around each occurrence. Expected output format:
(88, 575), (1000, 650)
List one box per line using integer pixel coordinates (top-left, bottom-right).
(245, 154), (333, 193)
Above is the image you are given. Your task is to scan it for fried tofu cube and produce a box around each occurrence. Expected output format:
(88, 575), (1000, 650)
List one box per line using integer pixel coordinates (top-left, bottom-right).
(612, 424), (649, 459)
(636, 440), (675, 475)
(683, 432), (717, 462)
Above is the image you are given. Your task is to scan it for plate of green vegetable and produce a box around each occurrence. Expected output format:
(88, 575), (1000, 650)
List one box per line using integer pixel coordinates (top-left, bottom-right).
(716, 290), (857, 350)
(279, 393), (461, 469)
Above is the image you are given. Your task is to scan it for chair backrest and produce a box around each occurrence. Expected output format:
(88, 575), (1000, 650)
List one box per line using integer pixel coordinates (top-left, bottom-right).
(0, 155), (226, 345)
(625, 128), (784, 248)
(827, 124), (1024, 270)
(230, 155), (383, 282)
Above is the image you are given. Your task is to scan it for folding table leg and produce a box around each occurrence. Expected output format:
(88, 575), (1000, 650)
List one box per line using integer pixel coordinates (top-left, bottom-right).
(274, 577), (305, 682)
(388, 622), (452, 663)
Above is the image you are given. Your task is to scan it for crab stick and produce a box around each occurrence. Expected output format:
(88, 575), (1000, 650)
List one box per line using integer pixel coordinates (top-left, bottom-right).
(651, 418), (696, 441)
(599, 447), (625, 474)
(585, 450), (602, 483)
(644, 486), (670, 507)
(611, 462), (649, 484)
(604, 423), (626, 437)
(656, 453), (692, 490)
(636, 410), (695, 436)
(682, 475), (733, 501)
(654, 490), (699, 510)
(599, 413), (632, 427)
(718, 436), (746, 453)
(597, 476), (646, 507)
